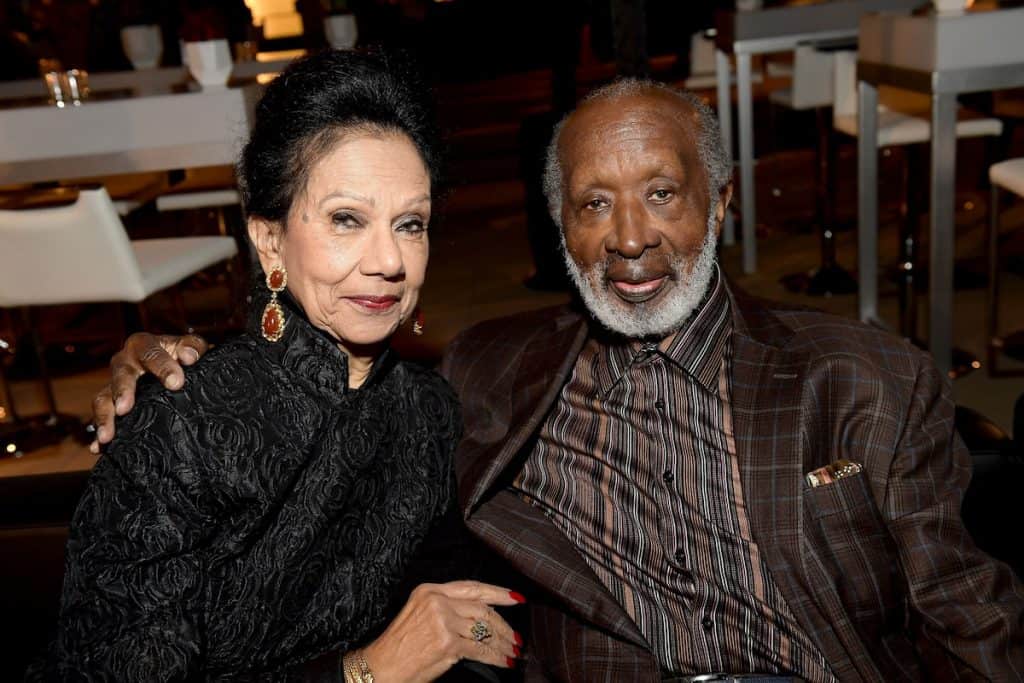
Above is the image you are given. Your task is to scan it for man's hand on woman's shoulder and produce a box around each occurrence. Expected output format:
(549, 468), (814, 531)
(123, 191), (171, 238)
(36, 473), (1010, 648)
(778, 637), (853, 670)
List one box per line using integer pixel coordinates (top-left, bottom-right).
(90, 332), (209, 452)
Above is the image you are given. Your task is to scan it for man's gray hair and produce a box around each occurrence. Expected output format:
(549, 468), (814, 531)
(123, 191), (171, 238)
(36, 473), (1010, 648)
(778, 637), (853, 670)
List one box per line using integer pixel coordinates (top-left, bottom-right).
(542, 79), (733, 228)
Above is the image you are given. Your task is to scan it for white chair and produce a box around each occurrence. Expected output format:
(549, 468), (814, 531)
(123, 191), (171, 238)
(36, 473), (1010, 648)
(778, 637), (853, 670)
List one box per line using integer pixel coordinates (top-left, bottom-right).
(156, 188), (240, 213)
(832, 50), (1002, 352)
(832, 50), (1003, 146)
(154, 166), (241, 238)
(681, 31), (720, 89)
(987, 158), (1024, 377)
(0, 187), (237, 454)
(769, 44), (835, 112)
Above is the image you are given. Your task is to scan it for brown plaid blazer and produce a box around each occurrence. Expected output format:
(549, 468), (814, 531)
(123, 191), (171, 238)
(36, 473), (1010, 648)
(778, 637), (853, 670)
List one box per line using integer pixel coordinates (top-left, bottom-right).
(440, 288), (1024, 682)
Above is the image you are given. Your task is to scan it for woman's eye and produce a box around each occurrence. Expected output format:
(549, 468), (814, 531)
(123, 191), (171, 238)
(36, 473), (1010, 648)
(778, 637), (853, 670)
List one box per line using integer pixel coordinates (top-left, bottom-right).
(331, 212), (360, 228)
(649, 189), (674, 202)
(397, 219), (426, 234)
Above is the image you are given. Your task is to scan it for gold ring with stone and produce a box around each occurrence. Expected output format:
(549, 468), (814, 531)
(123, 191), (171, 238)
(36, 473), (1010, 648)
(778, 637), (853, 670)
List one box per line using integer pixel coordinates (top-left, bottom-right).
(470, 620), (492, 642)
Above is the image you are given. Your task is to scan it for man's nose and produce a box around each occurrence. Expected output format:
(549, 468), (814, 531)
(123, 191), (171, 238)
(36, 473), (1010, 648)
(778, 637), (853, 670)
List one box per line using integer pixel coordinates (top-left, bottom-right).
(606, 199), (659, 258)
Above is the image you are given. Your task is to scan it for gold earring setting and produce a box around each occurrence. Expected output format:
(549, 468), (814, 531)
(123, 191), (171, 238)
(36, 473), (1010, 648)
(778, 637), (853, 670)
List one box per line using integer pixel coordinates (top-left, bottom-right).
(261, 266), (287, 342)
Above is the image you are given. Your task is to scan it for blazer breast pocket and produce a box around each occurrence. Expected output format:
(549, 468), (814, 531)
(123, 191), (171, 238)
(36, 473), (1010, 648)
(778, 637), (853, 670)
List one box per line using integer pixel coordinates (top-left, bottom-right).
(804, 469), (876, 520)
(802, 471), (904, 636)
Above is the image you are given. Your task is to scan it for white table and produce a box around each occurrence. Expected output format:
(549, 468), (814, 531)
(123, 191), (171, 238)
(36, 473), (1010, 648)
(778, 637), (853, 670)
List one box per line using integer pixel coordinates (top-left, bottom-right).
(856, 7), (1024, 376)
(0, 55), (297, 104)
(0, 84), (261, 185)
(713, 0), (922, 274)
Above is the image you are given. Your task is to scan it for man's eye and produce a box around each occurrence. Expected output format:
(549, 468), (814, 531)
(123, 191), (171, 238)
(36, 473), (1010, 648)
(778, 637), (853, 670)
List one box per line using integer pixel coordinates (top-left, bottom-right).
(584, 198), (607, 211)
(331, 212), (360, 228)
(649, 189), (674, 202)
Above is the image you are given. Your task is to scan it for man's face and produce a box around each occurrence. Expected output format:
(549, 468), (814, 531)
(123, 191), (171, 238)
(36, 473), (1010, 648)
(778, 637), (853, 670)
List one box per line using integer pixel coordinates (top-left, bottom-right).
(558, 92), (729, 339)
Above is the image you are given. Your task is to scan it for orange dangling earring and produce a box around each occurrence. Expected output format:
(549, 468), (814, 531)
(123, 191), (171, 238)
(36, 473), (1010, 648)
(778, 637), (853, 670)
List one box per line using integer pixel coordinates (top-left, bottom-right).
(411, 307), (425, 336)
(261, 265), (287, 342)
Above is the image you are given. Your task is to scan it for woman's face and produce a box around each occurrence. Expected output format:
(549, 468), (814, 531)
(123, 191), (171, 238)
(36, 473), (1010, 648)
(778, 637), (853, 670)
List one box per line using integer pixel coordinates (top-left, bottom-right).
(251, 130), (431, 352)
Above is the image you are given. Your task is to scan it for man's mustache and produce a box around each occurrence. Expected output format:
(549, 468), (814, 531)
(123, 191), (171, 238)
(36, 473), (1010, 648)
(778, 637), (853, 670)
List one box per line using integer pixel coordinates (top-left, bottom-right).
(597, 254), (678, 283)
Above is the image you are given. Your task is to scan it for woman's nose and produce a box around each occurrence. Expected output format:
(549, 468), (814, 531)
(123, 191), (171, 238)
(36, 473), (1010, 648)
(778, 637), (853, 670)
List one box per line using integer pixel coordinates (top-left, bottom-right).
(360, 224), (404, 278)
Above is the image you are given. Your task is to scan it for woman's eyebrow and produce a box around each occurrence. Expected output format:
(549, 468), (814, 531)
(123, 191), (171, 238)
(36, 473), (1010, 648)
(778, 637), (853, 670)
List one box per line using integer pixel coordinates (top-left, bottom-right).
(318, 190), (374, 208)
(399, 194), (432, 211)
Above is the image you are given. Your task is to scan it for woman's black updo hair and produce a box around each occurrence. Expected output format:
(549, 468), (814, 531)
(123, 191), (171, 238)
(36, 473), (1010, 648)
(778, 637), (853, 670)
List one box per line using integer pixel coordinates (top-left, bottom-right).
(237, 49), (442, 225)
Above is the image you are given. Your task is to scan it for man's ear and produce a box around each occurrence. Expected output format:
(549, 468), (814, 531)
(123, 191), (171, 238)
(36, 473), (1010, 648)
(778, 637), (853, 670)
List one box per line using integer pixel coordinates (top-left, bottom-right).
(247, 217), (284, 274)
(714, 182), (734, 238)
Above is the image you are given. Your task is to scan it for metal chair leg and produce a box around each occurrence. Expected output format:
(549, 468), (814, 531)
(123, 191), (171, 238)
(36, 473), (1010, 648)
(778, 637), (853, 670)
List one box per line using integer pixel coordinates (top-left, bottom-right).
(780, 107), (856, 297)
(0, 308), (90, 458)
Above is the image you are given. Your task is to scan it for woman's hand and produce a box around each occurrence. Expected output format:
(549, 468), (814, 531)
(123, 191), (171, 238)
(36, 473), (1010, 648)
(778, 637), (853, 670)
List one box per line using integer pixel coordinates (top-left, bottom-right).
(360, 581), (524, 683)
(90, 333), (209, 451)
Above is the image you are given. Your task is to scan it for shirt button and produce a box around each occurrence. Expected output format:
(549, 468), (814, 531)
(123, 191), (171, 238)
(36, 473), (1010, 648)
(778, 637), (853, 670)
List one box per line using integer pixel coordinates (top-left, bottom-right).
(655, 399), (666, 411)
(673, 549), (686, 565)
(701, 616), (714, 630)
(662, 470), (674, 484)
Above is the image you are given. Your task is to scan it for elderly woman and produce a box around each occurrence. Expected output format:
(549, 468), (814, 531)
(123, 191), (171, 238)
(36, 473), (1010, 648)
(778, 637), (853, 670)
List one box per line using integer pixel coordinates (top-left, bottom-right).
(44, 50), (520, 681)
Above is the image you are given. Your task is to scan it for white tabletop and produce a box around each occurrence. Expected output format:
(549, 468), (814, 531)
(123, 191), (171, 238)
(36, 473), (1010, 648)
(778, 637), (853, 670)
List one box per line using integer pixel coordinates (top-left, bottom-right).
(0, 83), (261, 185)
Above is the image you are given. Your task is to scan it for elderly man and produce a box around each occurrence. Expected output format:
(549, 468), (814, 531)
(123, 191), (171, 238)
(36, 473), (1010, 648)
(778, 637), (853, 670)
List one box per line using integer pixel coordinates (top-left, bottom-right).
(95, 80), (1023, 681)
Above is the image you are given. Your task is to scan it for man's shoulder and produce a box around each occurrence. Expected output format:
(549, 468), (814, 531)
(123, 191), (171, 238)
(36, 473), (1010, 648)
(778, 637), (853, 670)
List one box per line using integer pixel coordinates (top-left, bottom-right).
(737, 292), (926, 376)
(441, 304), (582, 383)
(455, 304), (579, 343)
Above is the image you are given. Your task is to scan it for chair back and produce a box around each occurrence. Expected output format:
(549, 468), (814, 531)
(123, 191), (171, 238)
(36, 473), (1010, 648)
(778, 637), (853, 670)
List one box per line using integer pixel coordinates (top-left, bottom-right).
(690, 31), (716, 76)
(832, 49), (859, 120)
(789, 45), (835, 110)
(0, 188), (147, 307)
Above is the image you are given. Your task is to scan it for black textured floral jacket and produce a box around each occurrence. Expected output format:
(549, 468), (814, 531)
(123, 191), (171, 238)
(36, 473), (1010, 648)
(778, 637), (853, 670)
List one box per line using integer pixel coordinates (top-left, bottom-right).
(42, 292), (463, 681)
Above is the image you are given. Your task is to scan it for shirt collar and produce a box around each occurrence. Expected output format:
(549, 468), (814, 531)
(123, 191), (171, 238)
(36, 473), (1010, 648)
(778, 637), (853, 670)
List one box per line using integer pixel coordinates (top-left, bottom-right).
(592, 265), (732, 396)
(247, 285), (393, 399)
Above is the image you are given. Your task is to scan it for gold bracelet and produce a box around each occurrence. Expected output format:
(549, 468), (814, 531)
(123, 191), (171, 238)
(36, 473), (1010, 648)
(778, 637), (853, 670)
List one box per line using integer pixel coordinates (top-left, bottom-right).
(342, 650), (375, 683)
(354, 650), (375, 683)
(342, 653), (361, 683)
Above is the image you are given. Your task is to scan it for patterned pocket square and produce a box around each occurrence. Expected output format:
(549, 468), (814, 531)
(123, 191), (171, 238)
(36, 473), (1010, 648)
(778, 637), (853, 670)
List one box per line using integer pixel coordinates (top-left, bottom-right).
(805, 459), (863, 488)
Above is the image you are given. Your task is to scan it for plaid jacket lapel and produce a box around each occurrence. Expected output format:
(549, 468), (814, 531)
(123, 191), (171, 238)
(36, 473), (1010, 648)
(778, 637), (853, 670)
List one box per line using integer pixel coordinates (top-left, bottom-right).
(467, 489), (652, 653)
(729, 291), (865, 680)
(452, 307), (652, 654)
(458, 308), (588, 514)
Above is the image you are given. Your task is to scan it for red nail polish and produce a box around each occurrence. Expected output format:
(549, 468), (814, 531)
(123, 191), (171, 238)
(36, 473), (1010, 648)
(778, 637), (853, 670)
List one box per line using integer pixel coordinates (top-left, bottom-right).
(506, 657), (516, 668)
(514, 631), (523, 646)
(509, 591), (526, 604)
(513, 645), (521, 657)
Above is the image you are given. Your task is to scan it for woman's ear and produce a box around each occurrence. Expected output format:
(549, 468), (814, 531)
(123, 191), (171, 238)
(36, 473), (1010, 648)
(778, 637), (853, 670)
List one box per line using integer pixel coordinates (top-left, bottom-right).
(247, 217), (284, 274)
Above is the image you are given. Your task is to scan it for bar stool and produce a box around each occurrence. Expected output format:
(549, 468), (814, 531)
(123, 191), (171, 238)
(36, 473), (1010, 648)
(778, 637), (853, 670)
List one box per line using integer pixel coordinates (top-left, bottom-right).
(771, 43), (857, 297)
(987, 158), (1024, 377)
(832, 51), (1002, 375)
(0, 187), (238, 456)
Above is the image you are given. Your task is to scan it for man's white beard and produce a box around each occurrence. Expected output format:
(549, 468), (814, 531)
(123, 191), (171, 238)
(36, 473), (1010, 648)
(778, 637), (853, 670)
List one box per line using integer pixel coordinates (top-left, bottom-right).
(562, 211), (719, 340)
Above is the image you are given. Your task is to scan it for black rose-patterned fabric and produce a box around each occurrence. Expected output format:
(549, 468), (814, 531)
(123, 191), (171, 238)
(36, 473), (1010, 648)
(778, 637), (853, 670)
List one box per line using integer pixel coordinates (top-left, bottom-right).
(43, 291), (462, 681)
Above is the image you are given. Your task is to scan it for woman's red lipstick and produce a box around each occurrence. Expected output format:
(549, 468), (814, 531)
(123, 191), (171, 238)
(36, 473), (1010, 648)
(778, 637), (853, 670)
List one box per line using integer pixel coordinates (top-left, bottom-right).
(345, 295), (399, 311)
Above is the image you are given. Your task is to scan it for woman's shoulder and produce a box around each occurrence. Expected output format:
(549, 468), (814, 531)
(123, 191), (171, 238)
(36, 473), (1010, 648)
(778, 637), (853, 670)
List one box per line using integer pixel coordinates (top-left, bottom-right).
(113, 334), (282, 459)
(387, 360), (462, 444)
(391, 360), (460, 411)
(130, 334), (273, 409)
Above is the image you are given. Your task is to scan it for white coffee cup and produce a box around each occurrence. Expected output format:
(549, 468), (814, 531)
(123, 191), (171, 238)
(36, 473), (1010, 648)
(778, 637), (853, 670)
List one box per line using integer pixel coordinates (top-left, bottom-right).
(932, 0), (969, 14)
(184, 39), (233, 89)
(121, 25), (163, 70)
(324, 14), (358, 50)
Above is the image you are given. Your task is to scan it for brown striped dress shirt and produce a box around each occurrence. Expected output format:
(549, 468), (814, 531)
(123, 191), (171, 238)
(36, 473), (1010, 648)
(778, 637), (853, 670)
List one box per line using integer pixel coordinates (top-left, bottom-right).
(515, 269), (836, 679)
